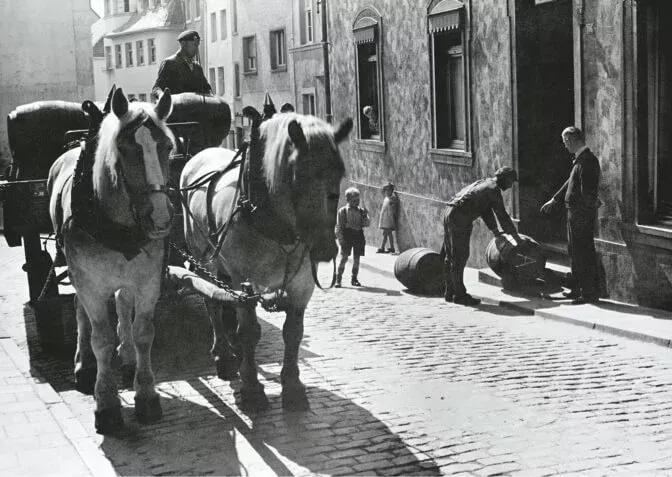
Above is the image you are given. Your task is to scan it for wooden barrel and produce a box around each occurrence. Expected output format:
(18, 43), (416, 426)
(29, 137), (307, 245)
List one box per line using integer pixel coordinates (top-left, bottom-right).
(169, 93), (231, 151)
(394, 247), (444, 295)
(7, 101), (89, 179)
(485, 233), (547, 283)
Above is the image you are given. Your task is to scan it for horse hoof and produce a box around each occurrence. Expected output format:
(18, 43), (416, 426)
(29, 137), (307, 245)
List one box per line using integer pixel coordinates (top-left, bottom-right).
(135, 395), (163, 424)
(121, 364), (136, 389)
(238, 386), (269, 412)
(74, 367), (97, 395)
(282, 387), (310, 411)
(215, 357), (239, 381)
(95, 406), (123, 435)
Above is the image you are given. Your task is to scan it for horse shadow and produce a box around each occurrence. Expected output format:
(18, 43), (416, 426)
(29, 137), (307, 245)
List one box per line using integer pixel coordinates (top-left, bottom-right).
(25, 294), (439, 475)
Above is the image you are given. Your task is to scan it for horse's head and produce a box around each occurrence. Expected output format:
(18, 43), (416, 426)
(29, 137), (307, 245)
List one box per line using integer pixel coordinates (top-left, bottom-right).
(262, 114), (353, 262)
(94, 88), (175, 240)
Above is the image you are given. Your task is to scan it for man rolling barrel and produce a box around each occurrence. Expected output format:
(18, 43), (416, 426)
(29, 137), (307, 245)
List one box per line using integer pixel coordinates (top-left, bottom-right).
(442, 167), (522, 306)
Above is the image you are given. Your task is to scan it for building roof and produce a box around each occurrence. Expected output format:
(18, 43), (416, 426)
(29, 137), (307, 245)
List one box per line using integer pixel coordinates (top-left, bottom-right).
(106, 0), (185, 38)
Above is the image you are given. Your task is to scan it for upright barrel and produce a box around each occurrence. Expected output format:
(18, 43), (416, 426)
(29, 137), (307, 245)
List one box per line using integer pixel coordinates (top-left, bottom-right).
(394, 247), (444, 295)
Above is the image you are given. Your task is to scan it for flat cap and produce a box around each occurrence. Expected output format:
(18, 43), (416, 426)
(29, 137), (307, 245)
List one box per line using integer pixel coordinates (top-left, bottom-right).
(177, 30), (200, 42)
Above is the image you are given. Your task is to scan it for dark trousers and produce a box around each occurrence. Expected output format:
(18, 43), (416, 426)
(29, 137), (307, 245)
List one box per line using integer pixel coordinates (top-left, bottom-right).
(443, 217), (473, 298)
(567, 208), (598, 297)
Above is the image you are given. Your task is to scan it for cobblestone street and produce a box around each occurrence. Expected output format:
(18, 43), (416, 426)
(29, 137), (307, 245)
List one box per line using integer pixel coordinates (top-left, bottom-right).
(3, 242), (672, 475)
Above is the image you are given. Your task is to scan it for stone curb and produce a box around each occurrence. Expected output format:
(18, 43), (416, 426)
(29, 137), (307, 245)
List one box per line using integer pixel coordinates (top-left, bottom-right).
(360, 247), (672, 350)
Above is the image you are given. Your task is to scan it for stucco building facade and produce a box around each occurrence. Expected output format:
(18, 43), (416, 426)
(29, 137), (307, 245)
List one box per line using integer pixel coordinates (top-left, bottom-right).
(328, 0), (672, 309)
(0, 0), (97, 172)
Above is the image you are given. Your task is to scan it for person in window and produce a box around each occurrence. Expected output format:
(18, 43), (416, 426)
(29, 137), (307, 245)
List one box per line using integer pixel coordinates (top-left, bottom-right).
(540, 126), (601, 304)
(363, 105), (379, 136)
(151, 30), (212, 101)
(442, 167), (522, 306)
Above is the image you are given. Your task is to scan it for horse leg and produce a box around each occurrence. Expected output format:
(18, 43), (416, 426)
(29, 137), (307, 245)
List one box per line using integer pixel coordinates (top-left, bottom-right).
(281, 306), (309, 410)
(115, 289), (136, 389)
(73, 295), (96, 395)
(236, 305), (268, 411)
(132, 289), (163, 424)
(77, 291), (123, 434)
(204, 299), (240, 380)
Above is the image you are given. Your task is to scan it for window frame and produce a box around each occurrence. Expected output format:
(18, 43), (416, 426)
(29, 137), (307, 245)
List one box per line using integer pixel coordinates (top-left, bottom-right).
(217, 66), (225, 95)
(220, 9), (228, 40)
(234, 62), (241, 97)
(242, 35), (257, 74)
(232, 0), (238, 35)
(270, 28), (287, 71)
(148, 38), (156, 64)
(352, 7), (385, 144)
(427, 0), (473, 166)
(209, 67), (216, 94)
(210, 12), (217, 42)
(105, 45), (113, 70)
(302, 91), (316, 116)
(125, 42), (133, 67)
(136, 40), (145, 66)
(115, 44), (122, 68)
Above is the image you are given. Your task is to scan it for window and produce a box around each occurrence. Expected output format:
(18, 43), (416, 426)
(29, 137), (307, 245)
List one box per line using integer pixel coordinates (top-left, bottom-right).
(209, 68), (216, 93)
(125, 42), (133, 67)
(429, 1), (470, 153)
(302, 93), (316, 115)
(353, 8), (383, 140)
(136, 40), (145, 65)
(105, 46), (112, 70)
(317, 0), (321, 15)
(105, 0), (111, 16)
(220, 10), (228, 39)
(116, 0), (130, 12)
(243, 36), (257, 73)
(115, 44), (122, 68)
(232, 0), (237, 34)
(234, 62), (240, 97)
(306, 8), (313, 42)
(270, 29), (286, 70)
(210, 12), (217, 42)
(128, 93), (137, 102)
(217, 66), (225, 94)
(139, 93), (147, 102)
(194, 0), (200, 18)
(148, 38), (156, 64)
(124, 0), (130, 12)
(637, 0), (672, 226)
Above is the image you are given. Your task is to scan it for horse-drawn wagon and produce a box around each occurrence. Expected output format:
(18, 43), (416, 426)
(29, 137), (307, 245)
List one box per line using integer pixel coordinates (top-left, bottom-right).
(0, 92), (232, 352)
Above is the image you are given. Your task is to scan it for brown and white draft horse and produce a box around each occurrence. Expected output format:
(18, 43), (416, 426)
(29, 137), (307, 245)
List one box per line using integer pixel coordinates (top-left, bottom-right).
(48, 88), (175, 434)
(181, 112), (352, 410)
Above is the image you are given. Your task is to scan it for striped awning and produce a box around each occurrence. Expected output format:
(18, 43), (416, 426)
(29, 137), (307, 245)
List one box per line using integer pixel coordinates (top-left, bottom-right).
(428, 0), (463, 33)
(353, 16), (378, 44)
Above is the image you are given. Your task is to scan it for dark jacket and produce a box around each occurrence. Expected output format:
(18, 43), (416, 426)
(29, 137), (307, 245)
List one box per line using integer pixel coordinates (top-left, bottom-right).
(446, 178), (517, 235)
(151, 51), (212, 101)
(552, 148), (601, 211)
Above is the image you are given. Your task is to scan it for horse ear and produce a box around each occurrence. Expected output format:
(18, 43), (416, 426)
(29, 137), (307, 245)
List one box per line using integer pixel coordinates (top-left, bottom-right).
(103, 84), (116, 114)
(112, 87), (128, 118)
(334, 118), (353, 144)
(288, 120), (306, 149)
(155, 88), (172, 121)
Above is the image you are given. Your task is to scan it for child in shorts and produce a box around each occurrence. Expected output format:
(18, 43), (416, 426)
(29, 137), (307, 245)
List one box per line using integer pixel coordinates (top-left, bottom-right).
(334, 187), (370, 287)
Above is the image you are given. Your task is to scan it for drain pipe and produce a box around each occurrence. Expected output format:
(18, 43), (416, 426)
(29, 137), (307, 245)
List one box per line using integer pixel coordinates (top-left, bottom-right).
(321, 0), (332, 123)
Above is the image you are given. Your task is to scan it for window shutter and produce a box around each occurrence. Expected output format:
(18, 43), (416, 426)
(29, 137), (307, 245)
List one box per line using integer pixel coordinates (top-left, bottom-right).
(428, 0), (463, 34)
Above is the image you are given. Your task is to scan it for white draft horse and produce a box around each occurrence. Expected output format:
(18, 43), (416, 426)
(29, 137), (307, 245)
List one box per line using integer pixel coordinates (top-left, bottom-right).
(181, 112), (352, 410)
(48, 88), (175, 434)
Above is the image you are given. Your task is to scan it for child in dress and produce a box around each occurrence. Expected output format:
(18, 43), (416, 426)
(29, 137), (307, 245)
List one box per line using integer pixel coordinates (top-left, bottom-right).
(377, 182), (399, 254)
(334, 187), (370, 287)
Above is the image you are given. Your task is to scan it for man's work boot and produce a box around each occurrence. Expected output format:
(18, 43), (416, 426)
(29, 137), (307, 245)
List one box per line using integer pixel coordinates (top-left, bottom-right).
(351, 277), (362, 287)
(335, 275), (342, 288)
(453, 294), (481, 306)
(444, 285), (454, 303)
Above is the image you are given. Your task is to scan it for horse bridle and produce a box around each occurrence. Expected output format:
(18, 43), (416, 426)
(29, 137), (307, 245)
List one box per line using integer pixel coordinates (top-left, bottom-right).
(115, 114), (175, 234)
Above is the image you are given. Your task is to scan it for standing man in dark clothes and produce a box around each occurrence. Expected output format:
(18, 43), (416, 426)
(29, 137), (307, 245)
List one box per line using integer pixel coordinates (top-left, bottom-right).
(541, 126), (601, 304)
(151, 30), (212, 101)
(443, 167), (522, 306)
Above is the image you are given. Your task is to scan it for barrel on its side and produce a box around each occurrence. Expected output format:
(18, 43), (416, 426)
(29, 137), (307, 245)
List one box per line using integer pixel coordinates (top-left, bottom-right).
(485, 234), (546, 284)
(394, 247), (444, 295)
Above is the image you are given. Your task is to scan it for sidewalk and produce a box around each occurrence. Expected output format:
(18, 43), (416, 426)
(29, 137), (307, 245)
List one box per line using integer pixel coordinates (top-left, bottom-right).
(0, 322), (116, 477)
(361, 245), (672, 349)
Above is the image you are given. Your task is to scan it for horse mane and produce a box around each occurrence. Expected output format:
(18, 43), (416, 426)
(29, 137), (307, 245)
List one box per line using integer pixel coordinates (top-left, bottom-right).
(92, 102), (175, 197)
(260, 113), (344, 193)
